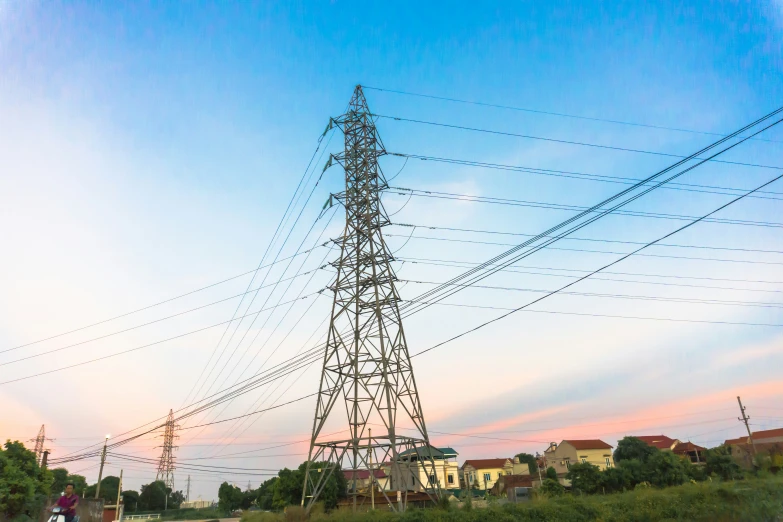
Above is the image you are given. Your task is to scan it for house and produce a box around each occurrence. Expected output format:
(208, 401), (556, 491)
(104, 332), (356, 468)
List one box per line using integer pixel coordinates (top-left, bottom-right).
(729, 442), (783, 469)
(508, 456), (533, 475)
(489, 474), (534, 497)
(633, 435), (680, 450)
(461, 458), (512, 491)
(345, 469), (390, 493)
(725, 427), (783, 446)
(543, 440), (614, 474)
(385, 447), (459, 492)
(672, 441), (706, 463)
(633, 435), (705, 463)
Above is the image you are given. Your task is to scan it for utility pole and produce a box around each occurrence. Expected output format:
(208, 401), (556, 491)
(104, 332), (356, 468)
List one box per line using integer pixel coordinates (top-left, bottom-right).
(95, 435), (110, 499)
(115, 470), (123, 522)
(368, 428), (374, 510)
(301, 85), (438, 514)
(41, 450), (50, 471)
(186, 476), (191, 502)
(737, 396), (757, 455)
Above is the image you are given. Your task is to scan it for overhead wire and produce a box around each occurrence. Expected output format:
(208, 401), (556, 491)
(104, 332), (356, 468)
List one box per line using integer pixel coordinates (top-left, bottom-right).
(412, 156), (783, 359)
(389, 152), (783, 201)
(362, 85), (783, 145)
(395, 107), (783, 321)
(376, 114), (783, 171)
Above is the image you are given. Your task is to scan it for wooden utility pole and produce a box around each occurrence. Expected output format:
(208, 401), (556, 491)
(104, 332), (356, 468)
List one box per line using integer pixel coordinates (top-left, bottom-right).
(41, 450), (50, 471)
(95, 435), (110, 499)
(115, 470), (123, 522)
(737, 396), (757, 455)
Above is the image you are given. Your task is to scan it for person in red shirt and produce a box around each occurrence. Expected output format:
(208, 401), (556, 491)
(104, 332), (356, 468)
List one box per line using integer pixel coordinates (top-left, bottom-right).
(51, 483), (79, 522)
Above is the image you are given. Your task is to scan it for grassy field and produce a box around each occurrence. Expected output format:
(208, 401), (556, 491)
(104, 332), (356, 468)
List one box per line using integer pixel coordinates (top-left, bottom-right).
(239, 477), (783, 521)
(158, 508), (227, 521)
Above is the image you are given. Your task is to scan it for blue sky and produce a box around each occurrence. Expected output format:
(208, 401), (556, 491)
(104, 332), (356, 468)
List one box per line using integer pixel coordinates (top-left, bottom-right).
(1, 0), (782, 499)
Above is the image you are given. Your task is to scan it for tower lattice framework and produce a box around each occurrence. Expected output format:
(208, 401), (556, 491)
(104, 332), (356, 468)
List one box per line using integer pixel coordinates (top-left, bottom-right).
(302, 86), (439, 513)
(156, 409), (179, 491)
(31, 425), (46, 465)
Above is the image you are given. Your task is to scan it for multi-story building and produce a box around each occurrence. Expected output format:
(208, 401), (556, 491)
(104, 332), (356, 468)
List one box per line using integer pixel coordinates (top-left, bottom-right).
(543, 440), (614, 474)
(384, 447), (460, 492)
(461, 458), (513, 491)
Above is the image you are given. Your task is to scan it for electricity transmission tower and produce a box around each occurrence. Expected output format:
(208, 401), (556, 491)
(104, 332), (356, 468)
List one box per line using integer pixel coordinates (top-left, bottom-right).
(302, 86), (439, 513)
(30, 425), (54, 466)
(156, 410), (179, 495)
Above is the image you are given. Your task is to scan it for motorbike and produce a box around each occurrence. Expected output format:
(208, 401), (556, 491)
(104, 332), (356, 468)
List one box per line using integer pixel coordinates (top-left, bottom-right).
(49, 506), (80, 522)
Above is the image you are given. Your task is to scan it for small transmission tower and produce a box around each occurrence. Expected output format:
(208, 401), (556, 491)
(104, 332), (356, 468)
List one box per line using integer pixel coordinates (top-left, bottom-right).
(29, 425), (54, 466)
(302, 86), (439, 513)
(155, 409), (179, 493)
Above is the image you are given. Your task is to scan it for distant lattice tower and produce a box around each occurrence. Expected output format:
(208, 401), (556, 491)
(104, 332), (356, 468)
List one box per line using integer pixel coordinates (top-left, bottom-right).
(29, 425), (53, 466)
(301, 86), (439, 513)
(155, 410), (179, 491)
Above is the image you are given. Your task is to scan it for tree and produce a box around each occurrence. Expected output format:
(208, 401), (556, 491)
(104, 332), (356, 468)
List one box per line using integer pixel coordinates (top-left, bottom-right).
(614, 437), (658, 464)
(539, 478), (564, 497)
(705, 445), (743, 480)
(86, 476), (120, 503)
(545, 466), (558, 481)
(514, 453), (538, 475)
(122, 490), (140, 513)
(598, 466), (631, 493)
(168, 490), (185, 509)
(51, 469), (70, 496)
(139, 481), (167, 511)
(67, 475), (88, 496)
(0, 440), (51, 520)
(271, 469), (300, 511)
(255, 478), (277, 511)
(645, 451), (688, 488)
(565, 462), (601, 495)
(297, 462), (346, 511)
(218, 482), (242, 512)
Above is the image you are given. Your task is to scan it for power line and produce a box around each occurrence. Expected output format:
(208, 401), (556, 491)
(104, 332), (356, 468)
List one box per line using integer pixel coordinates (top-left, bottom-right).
(399, 280), (783, 309)
(0, 247), (327, 356)
(389, 152), (783, 201)
(363, 86), (783, 145)
(386, 189), (783, 229)
(391, 222), (783, 255)
(412, 158), (783, 359)
(377, 114), (783, 171)
(180, 129), (333, 409)
(0, 290), (325, 368)
(396, 109), (783, 321)
(396, 256), (783, 286)
(388, 234), (783, 267)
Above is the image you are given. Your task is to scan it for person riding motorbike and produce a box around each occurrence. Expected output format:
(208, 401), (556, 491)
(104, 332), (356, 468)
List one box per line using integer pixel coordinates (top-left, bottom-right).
(51, 483), (79, 522)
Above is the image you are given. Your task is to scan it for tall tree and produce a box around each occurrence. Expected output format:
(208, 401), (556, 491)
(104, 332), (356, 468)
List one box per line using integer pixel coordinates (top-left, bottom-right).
(217, 482), (242, 513)
(139, 481), (167, 511)
(614, 437), (658, 463)
(255, 478), (277, 511)
(0, 440), (51, 519)
(122, 490), (140, 513)
(86, 476), (120, 503)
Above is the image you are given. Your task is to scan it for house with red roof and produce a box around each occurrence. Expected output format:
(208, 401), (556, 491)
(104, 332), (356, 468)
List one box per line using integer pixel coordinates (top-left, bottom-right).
(460, 458), (512, 491)
(543, 439), (614, 475)
(632, 434), (706, 463)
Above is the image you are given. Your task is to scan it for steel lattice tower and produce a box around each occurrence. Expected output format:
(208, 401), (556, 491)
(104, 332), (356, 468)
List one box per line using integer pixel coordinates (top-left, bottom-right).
(156, 409), (179, 491)
(302, 86), (439, 513)
(31, 425), (46, 465)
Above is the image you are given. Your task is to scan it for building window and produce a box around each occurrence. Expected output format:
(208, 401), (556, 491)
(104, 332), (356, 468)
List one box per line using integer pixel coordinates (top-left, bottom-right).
(447, 474), (454, 485)
(565, 460), (570, 469)
(483, 473), (491, 483)
(581, 458), (587, 464)
(498, 472), (502, 478)
(429, 474), (436, 485)
(468, 474), (474, 484)
(605, 457), (611, 468)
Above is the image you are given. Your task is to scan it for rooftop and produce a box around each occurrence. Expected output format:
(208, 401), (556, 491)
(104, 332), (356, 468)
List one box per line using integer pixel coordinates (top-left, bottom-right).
(345, 469), (387, 480)
(563, 439), (613, 450)
(462, 458), (511, 469)
(633, 435), (678, 450)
